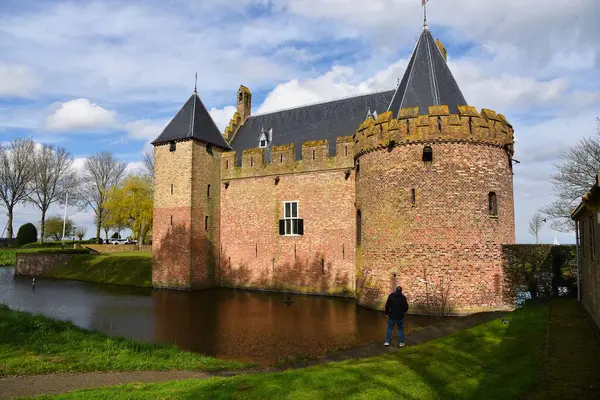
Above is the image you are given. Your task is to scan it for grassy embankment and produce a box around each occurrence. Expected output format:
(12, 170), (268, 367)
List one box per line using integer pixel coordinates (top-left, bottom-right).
(0, 247), (152, 287)
(45, 252), (152, 288)
(35, 299), (600, 400)
(0, 305), (250, 378)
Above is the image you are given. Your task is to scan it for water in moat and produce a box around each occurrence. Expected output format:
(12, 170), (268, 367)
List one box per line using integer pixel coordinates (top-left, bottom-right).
(0, 267), (437, 365)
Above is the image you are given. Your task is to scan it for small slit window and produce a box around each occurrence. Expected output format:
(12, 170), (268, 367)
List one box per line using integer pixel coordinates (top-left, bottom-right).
(411, 188), (416, 204)
(406, 119), (410, 134)
(250, 157), (254, 167)
(207, 184), (211, 198)
(468, 117), (473, 133)
(169, 141), (176, 152)
(345, 146), (348, 157)
(170, 215), (173, 225)
(437, 116), (442, 131)
(226, 159), (229, 169)
(356, 210), (362, 246)
(312, 149), (316, 160)
(423, 146), (433, 162)
(280, 153), (283, 163)
(206, 143), (213, 154)
(488, 192), (498, 216)
(170, 184), (173, 195)
(205, 216), (209, 231)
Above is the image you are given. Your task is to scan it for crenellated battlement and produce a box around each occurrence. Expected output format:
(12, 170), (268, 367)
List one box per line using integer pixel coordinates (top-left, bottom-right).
(354, 105), (515, 157)
(221, 136), (355, 180)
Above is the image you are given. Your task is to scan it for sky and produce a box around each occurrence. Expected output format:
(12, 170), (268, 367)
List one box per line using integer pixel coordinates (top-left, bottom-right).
(0, 0), (599, 244)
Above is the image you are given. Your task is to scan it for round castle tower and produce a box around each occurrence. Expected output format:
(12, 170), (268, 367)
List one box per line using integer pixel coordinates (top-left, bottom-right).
(354, 27), (515, 314)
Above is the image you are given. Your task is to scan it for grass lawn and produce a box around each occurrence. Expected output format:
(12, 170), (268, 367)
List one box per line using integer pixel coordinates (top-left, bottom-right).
(34, 299), (600, 400)
(0, 305), (249, 378)
(0, 248), (47, 266)
(45, 253), (152, 287)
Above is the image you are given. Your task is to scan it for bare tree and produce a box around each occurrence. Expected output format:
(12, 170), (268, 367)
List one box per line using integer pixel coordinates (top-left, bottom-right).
(528, 213), (545, 244)
(541, 118), (600, 231)
(0, 138), (35, 244)
(142, 150), (154, 179)
(78, 152), (127, 244)
(28, 144), (78, 244)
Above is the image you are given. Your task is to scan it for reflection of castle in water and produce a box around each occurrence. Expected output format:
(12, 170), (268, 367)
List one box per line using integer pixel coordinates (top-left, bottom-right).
(152, 289), (433, 365)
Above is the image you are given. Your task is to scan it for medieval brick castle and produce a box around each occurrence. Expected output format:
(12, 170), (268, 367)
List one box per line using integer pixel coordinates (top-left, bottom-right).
(151, 25), (516, 315)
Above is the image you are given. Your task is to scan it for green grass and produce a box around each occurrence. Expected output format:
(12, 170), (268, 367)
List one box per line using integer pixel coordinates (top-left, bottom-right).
(31, 302), (553, 400)
(45, 253), (152, 287)
(0, 248), (57, 266)
(0, 305), (249, 378)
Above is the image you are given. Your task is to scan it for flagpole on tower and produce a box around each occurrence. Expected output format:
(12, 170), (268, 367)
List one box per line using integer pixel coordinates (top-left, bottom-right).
(422, 0), (428, 28)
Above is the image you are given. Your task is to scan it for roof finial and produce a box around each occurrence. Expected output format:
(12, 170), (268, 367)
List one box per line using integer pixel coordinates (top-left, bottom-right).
(422, 0), (429, 28)
(194, 72), (198, 94)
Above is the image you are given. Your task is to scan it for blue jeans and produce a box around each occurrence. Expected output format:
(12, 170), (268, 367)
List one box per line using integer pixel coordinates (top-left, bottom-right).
(385, 317), (404, 344)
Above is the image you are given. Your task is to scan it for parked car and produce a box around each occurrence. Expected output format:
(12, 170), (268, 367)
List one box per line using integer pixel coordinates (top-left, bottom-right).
(109, 238), (128, 245)
(126, 239), (138, 245)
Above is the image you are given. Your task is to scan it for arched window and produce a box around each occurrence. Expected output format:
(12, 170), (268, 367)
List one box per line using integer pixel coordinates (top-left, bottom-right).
(423, 146), (433, 162)
(258, 132), (267, 148)
(488, 192), (498, 216)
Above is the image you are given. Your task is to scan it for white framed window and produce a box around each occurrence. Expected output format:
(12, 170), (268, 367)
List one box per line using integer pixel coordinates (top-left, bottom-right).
(284, 201), (298, 235)
(259, 132), (267, 148)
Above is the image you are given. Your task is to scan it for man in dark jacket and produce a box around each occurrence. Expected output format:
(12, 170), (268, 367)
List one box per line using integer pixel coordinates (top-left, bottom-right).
(384, 286), (409, 347)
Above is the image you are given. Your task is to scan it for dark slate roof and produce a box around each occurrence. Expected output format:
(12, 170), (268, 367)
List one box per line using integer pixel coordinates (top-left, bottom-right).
(230, 90), (394, 163)
(388, 27), (467, 116)
(151, 92), (232, 150)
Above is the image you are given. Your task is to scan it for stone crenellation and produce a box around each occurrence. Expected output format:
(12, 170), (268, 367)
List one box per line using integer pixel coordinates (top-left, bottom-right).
(354, 106), (514, 158)
(221, 136), (355, 180)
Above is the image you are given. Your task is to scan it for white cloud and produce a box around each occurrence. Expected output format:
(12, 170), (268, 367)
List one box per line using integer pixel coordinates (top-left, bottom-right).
(125, 119), (167, 141)
(208, 106), (237, 132)
(45, 98), (117, 132)
(125, 161), (145, 176)
(0, 63), (39, 98)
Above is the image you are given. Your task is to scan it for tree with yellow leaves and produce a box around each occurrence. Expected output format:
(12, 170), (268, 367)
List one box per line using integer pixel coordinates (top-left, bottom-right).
(104, 175), (153, 249)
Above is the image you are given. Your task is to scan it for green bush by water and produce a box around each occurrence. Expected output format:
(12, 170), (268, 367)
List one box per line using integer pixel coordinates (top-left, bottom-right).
(0, 305), (249, 377)
(16, 223), (38, 247)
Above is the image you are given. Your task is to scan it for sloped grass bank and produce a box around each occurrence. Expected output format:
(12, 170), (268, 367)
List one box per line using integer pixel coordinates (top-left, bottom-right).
(34, 302), (553, 400)
(0, 305), (249, 378)
(45, 253), (152, 287)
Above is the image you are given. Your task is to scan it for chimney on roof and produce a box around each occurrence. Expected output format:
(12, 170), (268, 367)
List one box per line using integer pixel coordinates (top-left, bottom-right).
(237, 85), (252, 123)
(435, 39), (447, 62)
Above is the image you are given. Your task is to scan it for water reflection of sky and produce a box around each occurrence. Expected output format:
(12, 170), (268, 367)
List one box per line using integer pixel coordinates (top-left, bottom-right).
(0, 268), (435, 365)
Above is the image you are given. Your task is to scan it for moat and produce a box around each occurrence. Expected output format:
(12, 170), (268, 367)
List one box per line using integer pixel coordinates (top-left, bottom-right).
(0, 267), (437, 365)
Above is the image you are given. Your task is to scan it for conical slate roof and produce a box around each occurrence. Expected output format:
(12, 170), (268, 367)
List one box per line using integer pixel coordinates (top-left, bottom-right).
(388, 27), (467, 116)
(152, 92), (232, 150)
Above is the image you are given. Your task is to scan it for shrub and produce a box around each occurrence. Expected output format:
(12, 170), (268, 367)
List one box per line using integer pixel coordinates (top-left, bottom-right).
(21, 242), (64, 249)
(33, 249), (91, 255)
(16, 223), (38, 247)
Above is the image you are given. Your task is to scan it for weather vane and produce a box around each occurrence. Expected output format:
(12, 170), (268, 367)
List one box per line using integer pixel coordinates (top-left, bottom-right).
(422, 0), (429, 28)
(194, 72), (198, 94)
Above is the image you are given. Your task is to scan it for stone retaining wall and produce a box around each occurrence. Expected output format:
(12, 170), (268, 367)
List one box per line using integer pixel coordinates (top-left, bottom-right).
(85, 244), (152, 254)
(15, 253), (72, 276)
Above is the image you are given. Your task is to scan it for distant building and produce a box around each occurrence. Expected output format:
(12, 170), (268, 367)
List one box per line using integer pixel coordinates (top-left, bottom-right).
(571, 173), (600, 327)
(151, 24), (516, 315)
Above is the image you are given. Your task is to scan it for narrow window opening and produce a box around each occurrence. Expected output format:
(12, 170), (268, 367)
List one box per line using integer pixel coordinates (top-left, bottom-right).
(206, 143), (213, 154)
(205, 216), (209, 231)
(406, 119), (410, 134)
(437, 116), (442, 131)
(169, 141), (176, 152)
(356, 161), (360, 174)
(356, 210), (362, 246)
(312, 149), (316, 160)
(170, 215), (173, 225)
(411, 188), (416, 204)
(589, 215), (595, 260)
(345, 146), (348, 156)
(207, 184), (211, 198)
(488, 192), (498, 216)
(250, 157), (254, 167)
(468, 117), (473, 133)
(423, 146), (433, 162)
(226, 159), (229, 169)
(280, 153), (283, 163)
(170, 184), (173, 195)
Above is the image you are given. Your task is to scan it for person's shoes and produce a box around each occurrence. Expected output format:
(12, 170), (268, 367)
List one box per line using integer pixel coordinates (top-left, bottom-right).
(399, 342), (406, 347)
(384, 342), (390, 346)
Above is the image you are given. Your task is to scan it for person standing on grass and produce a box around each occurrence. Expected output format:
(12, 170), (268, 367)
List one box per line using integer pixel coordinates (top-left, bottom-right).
(384, 286), (409, 347)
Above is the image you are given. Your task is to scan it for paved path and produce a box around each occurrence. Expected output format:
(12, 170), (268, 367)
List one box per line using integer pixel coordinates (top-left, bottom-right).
(0, 311), (504, 399)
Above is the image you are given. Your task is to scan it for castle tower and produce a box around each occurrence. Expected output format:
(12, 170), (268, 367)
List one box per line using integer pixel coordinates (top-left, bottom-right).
(151, 88), (232, 290)
(354, 26), (515, 314)
(237, 85), (252, 123)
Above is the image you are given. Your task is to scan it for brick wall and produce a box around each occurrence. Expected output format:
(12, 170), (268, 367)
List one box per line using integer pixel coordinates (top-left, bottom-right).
(85, 244), (152, 253)
(152, 139), (223, 290)
(15, 253), (72, 276)
(221, 168), (356, 296)
(577, 209), (600, 328)
(355, 142), (515, 314)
